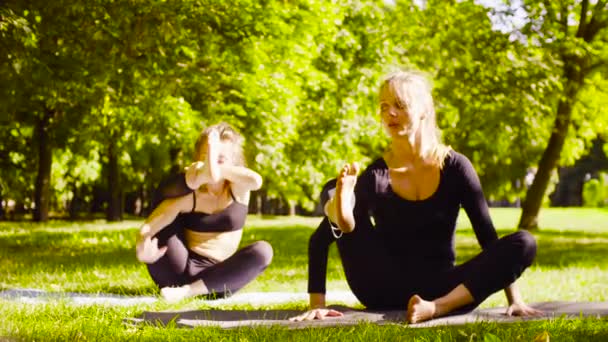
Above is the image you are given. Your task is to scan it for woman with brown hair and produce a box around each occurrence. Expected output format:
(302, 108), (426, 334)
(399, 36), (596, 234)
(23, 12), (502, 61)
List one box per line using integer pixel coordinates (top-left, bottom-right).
(136, 122), (273, 302)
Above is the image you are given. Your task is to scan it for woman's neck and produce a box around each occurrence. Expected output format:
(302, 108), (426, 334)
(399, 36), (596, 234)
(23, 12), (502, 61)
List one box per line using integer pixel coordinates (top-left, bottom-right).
(205, 181), (226, 196)
(390, 133), (422, 162)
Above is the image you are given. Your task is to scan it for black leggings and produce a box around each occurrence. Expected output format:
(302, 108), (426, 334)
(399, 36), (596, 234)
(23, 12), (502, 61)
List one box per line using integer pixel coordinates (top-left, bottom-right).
(323, 217), (536, 310)
(147, 221), (273, 297)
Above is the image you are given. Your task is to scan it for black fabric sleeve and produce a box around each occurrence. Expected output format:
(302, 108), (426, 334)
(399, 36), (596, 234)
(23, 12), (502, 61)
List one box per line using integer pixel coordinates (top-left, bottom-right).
(352, 164), (376, 223)
(307, 165), (377, 294)
(455, 153), (499, 249)
(150, 172), (193, 210)
(307, 179), (338, 294)
(307, 217), (336, 294)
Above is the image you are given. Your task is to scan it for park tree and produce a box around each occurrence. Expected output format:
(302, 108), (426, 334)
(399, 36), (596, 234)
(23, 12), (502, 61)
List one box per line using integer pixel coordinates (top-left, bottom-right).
(516, 0), (608, 229)
(388, 0), (557, 201)
(2, 1), (209, 221)
(78, 0), (205, 220)
(0, 3), (109, 221)
(284, 0), (394, 210)
(0, 10), (35, 216)
(0, 1), (181, 221)
(7, 0), (605, 221)
(164, 0), (395, 213)
(388, 0), (608, 228)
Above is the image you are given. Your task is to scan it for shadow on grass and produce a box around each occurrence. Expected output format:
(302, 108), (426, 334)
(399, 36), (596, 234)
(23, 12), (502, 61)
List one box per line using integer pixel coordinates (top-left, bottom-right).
(456, 229), (608, 268)
(0, 222), (321, 295)
(1, 220), (606, 295)
(241, 224), (314, 268)
(0, 230), (136, 269)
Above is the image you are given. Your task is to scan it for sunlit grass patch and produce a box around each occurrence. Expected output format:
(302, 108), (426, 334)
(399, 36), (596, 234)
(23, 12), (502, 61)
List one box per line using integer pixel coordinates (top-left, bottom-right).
(1, 208), (608, 340)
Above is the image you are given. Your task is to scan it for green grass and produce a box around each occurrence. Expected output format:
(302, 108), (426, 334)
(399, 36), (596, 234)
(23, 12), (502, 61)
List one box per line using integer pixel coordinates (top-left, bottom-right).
(1, 208), (608, 341)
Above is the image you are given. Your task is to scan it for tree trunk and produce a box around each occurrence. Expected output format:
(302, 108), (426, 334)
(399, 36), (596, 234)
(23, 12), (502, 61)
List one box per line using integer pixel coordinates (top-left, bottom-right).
(33, 109), (54, 222)
(0, 190), (4, 220)
(169, 147), (182, 174)
(248, 191), (261, 215)
(288, 199), (296, 216)
(261, 192), (269, 215)
(518, 66), (582, 229)
(106, 139), (122, 221)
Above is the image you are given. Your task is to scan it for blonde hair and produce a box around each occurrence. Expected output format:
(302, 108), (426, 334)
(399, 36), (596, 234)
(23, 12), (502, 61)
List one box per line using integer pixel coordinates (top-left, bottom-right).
(379, 70), (451, 168)
(194, 122), (246, 166)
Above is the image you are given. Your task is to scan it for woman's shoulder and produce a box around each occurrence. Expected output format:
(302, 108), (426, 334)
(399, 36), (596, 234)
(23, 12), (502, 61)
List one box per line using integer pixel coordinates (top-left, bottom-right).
(227, 182), (251, 206)
(443, 150), (472, 168)
(366, 157), (388, 171)
(155, 191), (194, 214)
(443, 150), (479, 179)
(357, 158), (389, 192)
(359, 157), (388, 179)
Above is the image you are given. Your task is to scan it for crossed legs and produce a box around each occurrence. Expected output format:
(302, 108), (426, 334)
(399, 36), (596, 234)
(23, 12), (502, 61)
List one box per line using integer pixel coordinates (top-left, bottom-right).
(147, 223), (273, 302)
(407, 230), (537, 323)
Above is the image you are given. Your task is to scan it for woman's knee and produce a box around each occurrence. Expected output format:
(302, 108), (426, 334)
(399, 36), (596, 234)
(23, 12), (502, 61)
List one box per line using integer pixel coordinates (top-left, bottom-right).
(509, 230), (537, 266)
(248, 240), (274, 267)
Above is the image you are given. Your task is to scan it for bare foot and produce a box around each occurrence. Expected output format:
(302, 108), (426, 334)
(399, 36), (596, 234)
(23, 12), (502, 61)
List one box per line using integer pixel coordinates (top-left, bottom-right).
(160, 285), (191, 303)
(335, 162), (359, 232)
(407, 294), (436, 324)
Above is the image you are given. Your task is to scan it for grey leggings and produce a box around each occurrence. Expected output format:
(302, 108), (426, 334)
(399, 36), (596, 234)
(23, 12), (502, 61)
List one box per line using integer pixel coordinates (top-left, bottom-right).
(147, 221), (273, 297)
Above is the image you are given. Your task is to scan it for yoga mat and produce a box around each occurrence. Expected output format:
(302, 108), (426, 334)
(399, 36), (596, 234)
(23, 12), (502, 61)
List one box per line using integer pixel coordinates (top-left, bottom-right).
(125, 301), (608, 329)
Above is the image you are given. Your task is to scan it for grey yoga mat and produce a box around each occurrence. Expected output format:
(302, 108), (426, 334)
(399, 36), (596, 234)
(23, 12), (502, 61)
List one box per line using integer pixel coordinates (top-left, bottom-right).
(125, 301), (608, 329)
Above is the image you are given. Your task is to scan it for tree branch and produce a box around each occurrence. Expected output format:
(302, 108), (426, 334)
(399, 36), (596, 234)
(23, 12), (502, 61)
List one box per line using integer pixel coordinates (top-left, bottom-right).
(584, 60), (607, 74)
(592, 0), (608, 18)
(560, 1), (569, 36)
(584, 16), (608, 42)
(581, 0), (608, 41)
(576, 0), (590, 38)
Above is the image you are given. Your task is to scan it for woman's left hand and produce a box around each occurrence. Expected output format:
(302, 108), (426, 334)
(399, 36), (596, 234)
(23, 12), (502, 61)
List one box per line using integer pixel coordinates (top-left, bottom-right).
(136, 235), (168, 264)
(506, 301), (544, 317)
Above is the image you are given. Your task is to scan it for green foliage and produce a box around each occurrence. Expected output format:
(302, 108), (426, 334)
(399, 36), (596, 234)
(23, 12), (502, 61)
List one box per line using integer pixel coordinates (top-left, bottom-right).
(51, 149), (102, 210)
(250, 0), (393, 209)
(582, 173), (608, 207)
(514, 0), (608, 226)
(2, 0), (608, 218)
(0, 121), (35, 204)
(389, 0), (560, 200)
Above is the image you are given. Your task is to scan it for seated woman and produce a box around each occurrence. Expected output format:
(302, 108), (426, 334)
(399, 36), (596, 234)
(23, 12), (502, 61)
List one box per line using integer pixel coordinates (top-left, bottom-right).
(293, 70), (542, 323)
(136, 122), (273, 302)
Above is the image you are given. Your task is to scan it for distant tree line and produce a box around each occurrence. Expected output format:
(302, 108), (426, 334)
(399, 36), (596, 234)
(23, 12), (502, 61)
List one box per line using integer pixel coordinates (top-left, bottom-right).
(1, 0), (607, 229)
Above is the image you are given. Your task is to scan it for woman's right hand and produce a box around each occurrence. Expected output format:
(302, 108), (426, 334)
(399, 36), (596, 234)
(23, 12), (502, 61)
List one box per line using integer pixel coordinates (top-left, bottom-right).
(136, 234), (168, 264)
(207, 128), (220, 163)
(334, 162), (359, 233)
(206, 128), (222, 182)
(337, 162), (359, 191)
(288, 308), (344, 322)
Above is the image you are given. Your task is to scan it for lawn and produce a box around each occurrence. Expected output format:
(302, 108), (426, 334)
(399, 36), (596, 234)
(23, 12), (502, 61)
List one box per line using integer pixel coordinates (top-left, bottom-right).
(1, 208), (607, 341)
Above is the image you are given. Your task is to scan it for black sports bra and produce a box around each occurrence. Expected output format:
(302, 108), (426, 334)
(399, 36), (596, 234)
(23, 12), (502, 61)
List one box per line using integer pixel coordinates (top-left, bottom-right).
(179, 189), (248, 232)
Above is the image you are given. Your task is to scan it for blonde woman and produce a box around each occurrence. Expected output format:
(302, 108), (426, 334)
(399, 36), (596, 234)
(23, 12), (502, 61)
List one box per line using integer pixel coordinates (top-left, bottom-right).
(136, 122), (272, 302)
(293, 71), (541, 323)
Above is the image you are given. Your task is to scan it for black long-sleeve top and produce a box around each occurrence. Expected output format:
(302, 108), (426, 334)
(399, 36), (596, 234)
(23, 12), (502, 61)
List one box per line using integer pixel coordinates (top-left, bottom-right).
(308, 151), (499, 293)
